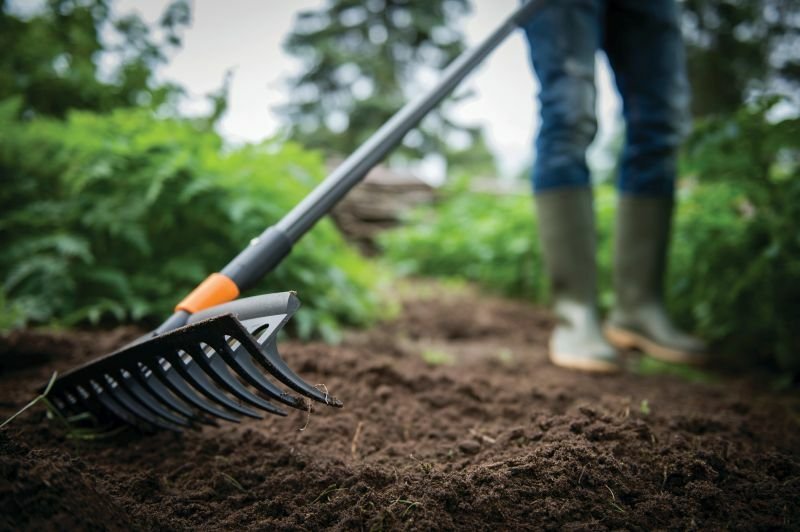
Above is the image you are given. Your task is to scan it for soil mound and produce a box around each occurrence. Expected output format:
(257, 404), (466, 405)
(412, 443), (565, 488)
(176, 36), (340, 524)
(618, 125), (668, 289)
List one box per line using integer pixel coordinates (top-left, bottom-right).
(1, 285), (798, 530)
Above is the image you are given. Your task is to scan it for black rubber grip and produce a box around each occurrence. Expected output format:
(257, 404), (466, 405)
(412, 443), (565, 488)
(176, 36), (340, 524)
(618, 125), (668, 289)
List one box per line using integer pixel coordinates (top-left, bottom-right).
(220, 226), (292, 291)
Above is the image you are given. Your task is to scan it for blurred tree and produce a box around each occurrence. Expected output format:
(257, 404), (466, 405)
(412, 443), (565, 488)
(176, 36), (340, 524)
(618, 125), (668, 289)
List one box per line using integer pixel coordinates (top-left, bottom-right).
(0, 0), (190, 119)
(681, 0), (800, 116)
(281, 0), (496, 175)
(445, 131), (497, 178)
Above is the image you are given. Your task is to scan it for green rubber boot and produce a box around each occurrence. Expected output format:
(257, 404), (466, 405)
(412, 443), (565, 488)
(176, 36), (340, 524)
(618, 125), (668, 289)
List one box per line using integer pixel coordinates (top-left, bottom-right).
(604, 197), (707, 365)
(536, 188), (620, 373)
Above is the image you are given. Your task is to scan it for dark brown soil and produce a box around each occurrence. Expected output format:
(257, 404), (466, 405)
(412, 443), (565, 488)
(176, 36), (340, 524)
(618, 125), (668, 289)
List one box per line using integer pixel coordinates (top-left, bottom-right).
(1, 283), (799, 531)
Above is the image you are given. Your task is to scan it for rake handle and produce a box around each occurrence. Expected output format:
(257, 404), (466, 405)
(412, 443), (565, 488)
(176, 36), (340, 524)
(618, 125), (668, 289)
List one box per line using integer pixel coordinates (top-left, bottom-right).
(163, 0), (545, 332)
(223, 0), (543, 288)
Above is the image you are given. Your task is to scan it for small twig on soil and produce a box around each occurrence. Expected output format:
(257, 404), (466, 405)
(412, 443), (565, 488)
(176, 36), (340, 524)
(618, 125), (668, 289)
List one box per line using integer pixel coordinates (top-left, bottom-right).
(315, 383), (330, 404)
(310, 484), (345, 505)
(63, 424), (127, 440)
(605, 484), (626, 513)
(299, 400), (313, 432)
(390, 498), (421, 519)
(469, 428), (496, 445)
(400, 501), (420, 519)
(297, 384), (330, 431)
(610, 501), (627, 514)
(408, 453), (433, 474)
(1, 371), (57, 429)
(65, 411), (93, 423)
(221, 473), (248, 494)
(45, 403), (124, 440)
(1, 371), (125, 440)
(577, 464), (588, 486)
(351, 421), (364, 460)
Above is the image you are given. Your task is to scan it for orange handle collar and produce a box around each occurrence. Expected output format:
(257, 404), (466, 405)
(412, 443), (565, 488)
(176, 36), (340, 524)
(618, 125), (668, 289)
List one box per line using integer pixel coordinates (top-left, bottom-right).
(175, 273), (240, 314)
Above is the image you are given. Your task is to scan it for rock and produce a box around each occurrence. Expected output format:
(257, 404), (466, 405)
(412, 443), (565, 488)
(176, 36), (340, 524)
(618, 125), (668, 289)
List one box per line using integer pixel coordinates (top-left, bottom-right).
(458, 440), (481, 455)
(375, 385), (393, 400)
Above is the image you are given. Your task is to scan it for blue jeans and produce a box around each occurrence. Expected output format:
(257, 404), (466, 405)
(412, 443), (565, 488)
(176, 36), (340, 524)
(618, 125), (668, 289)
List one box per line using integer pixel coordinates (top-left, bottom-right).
(522, 0), (690, 196)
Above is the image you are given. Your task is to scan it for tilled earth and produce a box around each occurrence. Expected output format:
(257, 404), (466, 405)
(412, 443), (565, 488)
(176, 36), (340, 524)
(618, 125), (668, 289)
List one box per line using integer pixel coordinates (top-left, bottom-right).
(1, 284), (799, 530)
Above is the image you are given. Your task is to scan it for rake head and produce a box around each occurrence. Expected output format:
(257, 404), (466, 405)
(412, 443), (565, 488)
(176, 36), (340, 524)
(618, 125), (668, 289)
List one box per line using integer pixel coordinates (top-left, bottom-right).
(44, 292), (341, 432)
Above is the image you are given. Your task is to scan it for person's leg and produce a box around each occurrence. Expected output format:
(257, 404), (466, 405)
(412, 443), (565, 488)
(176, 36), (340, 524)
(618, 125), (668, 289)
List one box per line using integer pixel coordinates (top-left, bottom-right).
(603, 0), (690, 197)
(602, 0), (706, 363)
(524, 0), (599, 193)
(522, 0), (619, 372)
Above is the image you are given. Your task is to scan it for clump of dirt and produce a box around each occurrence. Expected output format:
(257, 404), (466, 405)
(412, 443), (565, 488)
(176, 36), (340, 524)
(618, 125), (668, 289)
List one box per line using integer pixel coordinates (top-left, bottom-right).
(1, 284), (798, 530)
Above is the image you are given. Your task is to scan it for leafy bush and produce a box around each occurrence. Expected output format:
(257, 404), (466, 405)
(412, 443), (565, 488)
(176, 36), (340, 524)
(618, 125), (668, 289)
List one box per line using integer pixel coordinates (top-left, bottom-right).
(380, 100), (800, 372)
(670, 99), (800, 371)
(379, 179), (547, 302)
(379, 181), (616, 305)
(0, 98), (384, 340)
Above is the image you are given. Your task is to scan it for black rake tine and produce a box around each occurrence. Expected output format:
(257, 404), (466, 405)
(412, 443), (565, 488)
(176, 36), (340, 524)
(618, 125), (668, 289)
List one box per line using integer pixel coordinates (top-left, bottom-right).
(192, 413), (220, 427)
(51, 391), (79, 416)
(44, 296), (342, 430)
(183, 343), (286, 416)
(96, 392), (141, 428)
(52, 390), (97, 422)
(103, 376), (183, 432)
(71, 385), (108, 423)
(151, 362), (242, 423)
(182, 361), (264, 419)
(163, 352), (262, 419)
(129, 363), (196, 420)
(183, 343), (288, 416)
(52, 386), (89, 417)
(91, 381), (154, 430)
(211, 338), (307, 410)
(239, 333), (343, 407)
(115, 370), (191, 427)
(50, 394), (69, 413)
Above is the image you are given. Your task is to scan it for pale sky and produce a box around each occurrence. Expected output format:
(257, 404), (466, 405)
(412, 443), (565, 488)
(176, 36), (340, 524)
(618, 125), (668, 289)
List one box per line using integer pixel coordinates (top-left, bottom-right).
(119, 0), (623, 180)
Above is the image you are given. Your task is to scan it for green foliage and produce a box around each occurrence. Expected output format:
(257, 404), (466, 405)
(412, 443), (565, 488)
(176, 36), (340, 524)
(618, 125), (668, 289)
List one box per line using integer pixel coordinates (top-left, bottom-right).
(446, 133), (500, 180)
(633, 357), (717, 384)
(379, 178), (547, 301)
(669, 98), (800, 371)
(681, 0), (800, 116)
(380, 100), (800, 371)
(380, 180), (615, 305)
(421, 348), (455, 366)
(0, 0), (190, 119)
(0, 290), (26, 331)
(0, 99), (383, 340)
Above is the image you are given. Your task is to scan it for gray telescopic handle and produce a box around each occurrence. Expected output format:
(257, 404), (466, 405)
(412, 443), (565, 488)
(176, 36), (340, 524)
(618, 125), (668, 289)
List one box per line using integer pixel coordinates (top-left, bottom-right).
(158, 0), (544, 333)
(216, 0), (545, 294)
(276, 0), (545, 243)
(186, 292), (300, 324)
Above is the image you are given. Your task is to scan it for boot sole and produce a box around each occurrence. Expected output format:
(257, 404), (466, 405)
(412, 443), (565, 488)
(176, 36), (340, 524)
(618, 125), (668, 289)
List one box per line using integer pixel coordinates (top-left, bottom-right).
(604, 326), (705, 365)
(548, 340), (621, 374)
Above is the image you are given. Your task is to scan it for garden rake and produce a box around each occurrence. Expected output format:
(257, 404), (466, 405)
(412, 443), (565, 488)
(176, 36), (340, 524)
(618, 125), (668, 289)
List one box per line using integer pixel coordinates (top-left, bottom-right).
(44, 0), (546, 431)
